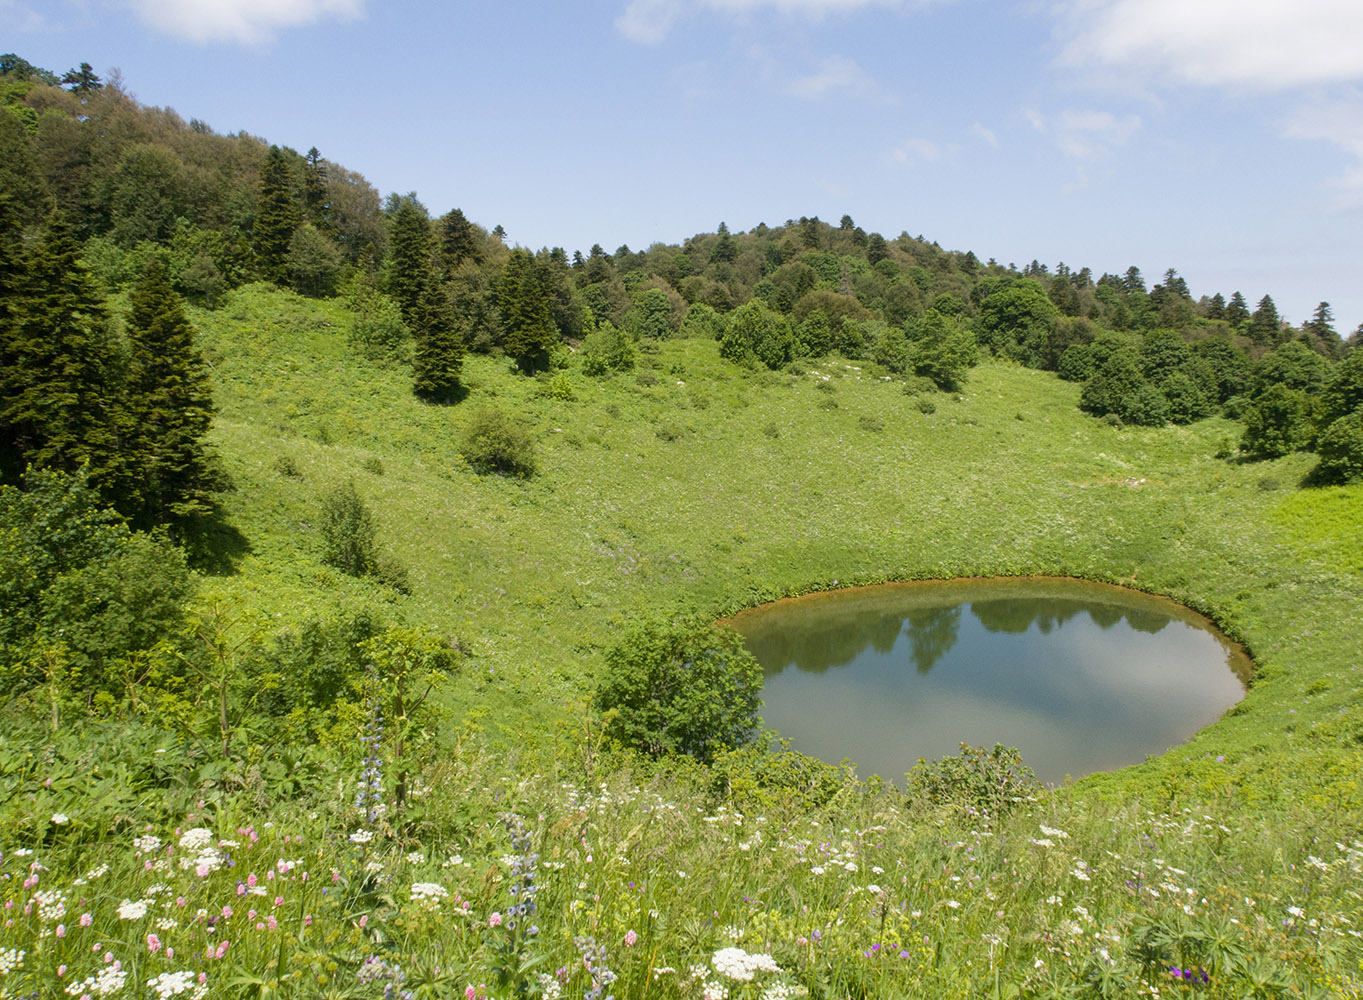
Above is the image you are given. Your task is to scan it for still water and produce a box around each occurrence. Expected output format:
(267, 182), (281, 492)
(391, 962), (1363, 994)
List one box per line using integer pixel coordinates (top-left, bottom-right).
(729, 578), (1250, 786)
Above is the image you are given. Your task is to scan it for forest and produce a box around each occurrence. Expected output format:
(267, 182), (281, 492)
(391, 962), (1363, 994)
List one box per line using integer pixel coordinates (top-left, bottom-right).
(2, 54), (1362, 999)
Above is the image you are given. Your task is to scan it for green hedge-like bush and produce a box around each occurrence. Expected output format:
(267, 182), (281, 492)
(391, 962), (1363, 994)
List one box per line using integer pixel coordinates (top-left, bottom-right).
(594, 616), (762, 764)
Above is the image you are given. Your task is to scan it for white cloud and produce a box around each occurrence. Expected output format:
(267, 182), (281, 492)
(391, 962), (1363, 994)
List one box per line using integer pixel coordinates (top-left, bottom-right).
(129, 0), (364, 45)
(787, 55), (889, 101)
(615, 0), (684, 44)
(1054, 0), (1363, 91)
(1284, 92), (1363, 201)
(888, 136), (951, 167)
(616, 0), (946, 43)
(1027, 107), (1140, 159)
(1, 0), (48, 32)
(970, 122), (997, 147)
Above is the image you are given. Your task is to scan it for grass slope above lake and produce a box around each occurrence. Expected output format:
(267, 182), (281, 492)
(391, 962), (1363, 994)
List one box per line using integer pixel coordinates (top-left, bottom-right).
(202, 285), (1362, 807)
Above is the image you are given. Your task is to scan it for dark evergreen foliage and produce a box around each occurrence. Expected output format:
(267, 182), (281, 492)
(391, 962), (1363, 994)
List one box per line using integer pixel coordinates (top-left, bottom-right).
(254, 145), (301, 284)
(497, 248), (556, 374)
(121, 260), (226, 528)
(0, 215), (122, 490)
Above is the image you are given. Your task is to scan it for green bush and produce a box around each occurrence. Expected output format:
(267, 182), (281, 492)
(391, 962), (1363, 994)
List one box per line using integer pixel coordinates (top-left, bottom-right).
(348, 292), (410, 361)
(579, 322), (635, 376)
(594, 616), (763, 763)
(906, 742), (1039, 818)
(460, 406), (538, 476)
(1313, 410), (1363, 484)
(319, 479), (377, 577)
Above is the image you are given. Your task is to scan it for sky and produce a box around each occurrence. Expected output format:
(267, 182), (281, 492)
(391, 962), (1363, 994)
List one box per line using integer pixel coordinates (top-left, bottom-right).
(9, 0), (1363, 331)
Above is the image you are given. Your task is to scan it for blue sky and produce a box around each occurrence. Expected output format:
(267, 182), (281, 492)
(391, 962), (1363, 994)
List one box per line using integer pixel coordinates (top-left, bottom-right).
(10, 0), (1363, 332)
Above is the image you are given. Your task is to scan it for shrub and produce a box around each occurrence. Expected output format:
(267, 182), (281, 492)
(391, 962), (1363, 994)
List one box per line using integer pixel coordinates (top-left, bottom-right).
(579, 321), (635, 376)
(594, 617), (763, 764)
(906, 743), (1039, 818)
(915, 397), (937, 415)
(538, 371), (576, 401)
(319, 479), (377, 577)
(1241, 385), (1314, 459)
(460, 406), (537, 476)
(1313, 410), (1363, 484)
(361, 456), (384, 476)
(273, 454), (303, 478)
(348, 292), (410, 361)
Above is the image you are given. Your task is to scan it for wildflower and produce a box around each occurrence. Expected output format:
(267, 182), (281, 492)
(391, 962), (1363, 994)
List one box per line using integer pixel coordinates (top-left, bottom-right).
(117, 900), (148, 920)
(349, 830), (373, 845)
(0, 948), (24, 974)
(712, 947), (780, 982)
(489, 912), (502, 927)
(1039, 824), (1070, 839)
(147, 934), (162, 953)
(410, 882), (448, 906)
(624, 930), (638, 947)
(146, 970), (199, 998)
(52, 812), (70, 825)
(178, 829), (214, 851)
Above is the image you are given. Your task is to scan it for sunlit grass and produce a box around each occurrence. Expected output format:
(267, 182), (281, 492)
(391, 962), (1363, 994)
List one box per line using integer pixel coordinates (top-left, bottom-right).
(4, 284), (1359, 997)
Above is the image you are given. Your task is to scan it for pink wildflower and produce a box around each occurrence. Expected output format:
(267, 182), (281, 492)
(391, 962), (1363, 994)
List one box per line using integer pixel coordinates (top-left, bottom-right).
(488, 912), (502, 928)
(147, 934), (161, 953)
(624, 930), (638, 947)
(56, 924), (66, 938)
(80, 913), (92, 926)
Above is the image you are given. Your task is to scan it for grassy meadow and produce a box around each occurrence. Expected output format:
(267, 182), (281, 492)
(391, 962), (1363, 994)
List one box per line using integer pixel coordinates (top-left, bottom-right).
(3, 284), (1361, 998)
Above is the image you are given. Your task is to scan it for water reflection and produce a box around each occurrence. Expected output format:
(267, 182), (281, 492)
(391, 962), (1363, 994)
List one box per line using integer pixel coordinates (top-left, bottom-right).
(729, 578), (1249, 785)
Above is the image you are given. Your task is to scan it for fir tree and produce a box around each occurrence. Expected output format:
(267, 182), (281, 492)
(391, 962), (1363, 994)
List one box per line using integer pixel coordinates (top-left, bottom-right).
(411, 277), (464, 404)
(438, 207), (481, 275)
(121, 260), (225, 528)
(385, 198), (433, 327)
(497, 248), (556, 375)
(0, 214), (122, 490)
(254, 145), (300, 284)
(1225, 291), (1250, 328)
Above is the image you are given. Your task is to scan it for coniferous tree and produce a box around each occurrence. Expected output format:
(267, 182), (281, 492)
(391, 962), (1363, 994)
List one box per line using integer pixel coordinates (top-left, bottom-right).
(1225, 291), (1250, 327)
(303, 146), (328, 227)
(60, 62), (102, 94)
(709, 222), (736, 264)
(437, 208), (481, 275)
(411, 277), (464, 403)
(0, 215), (122, 489)
(1248, 294), (1281, 345)
(254, 145), (300, 284)
(385, 198), (433, 326)
(497, 248), (556, 374)
(121, 260), (224, 528)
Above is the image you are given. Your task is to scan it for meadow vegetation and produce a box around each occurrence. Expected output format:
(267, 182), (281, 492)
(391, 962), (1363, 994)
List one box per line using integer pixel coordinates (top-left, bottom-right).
(2, 54), (1362, 999)
(2, 283), (1360, 998)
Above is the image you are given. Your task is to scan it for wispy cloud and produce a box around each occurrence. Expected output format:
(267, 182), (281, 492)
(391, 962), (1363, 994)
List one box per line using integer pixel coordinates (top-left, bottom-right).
(970, 122), (997, 147)
(616, 0), (947, 43)
(1052, 0), (1363, 91)
(615, 0), (684, 43)
(1283, 91), (1363, 203)
(888, 135), (952, 167)
(1, 0), (48, 32)
(130, 0), (364, 45)
(787, 55), (892, 102)
(1027, 107), (1141, 160)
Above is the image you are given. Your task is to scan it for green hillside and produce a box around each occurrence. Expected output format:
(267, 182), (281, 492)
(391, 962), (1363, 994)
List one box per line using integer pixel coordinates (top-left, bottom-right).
(2, 55), (1362, 999)
(6, 282), (1360, 998)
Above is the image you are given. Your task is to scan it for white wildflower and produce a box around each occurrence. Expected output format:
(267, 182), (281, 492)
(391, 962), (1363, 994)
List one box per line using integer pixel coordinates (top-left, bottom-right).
(117, 899), (149, 920)
(178, 828), (214, 851)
